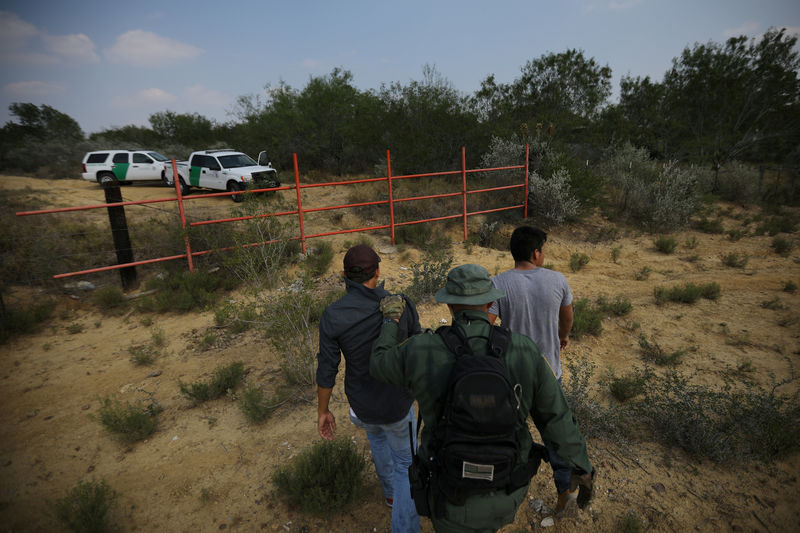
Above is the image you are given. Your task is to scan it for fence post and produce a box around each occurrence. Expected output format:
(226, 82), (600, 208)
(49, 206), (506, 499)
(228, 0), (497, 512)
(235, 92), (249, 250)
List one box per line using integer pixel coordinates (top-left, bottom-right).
(293, 153), (306, 254)
(102, 180), (138, 289)
(171, 159), (194, 272)
(524, 143), (530, 218)
(386, 149), (396, 245)
(461, 146), (468, 241)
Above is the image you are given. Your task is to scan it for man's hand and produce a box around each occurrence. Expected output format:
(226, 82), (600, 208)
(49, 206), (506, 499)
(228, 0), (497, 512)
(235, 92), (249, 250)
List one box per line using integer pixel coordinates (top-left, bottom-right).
(380, 294), (405, 321)
(318, 411), (336, 441)
(570, 470), (595, 509)
(560, 336), (569, 350)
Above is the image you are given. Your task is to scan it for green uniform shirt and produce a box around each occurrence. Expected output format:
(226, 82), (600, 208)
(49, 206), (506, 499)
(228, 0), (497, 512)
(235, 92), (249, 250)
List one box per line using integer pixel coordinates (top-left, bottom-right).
(371, 309), (593, 478)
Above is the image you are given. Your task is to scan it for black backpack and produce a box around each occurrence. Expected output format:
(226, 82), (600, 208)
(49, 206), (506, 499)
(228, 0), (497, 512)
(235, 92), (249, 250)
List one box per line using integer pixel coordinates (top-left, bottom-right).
(426, 324), (544, 505)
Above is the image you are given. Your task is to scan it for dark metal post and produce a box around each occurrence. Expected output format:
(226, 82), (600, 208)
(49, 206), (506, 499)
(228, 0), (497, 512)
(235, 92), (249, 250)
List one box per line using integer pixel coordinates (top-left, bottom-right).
(103, 180), (137, 290)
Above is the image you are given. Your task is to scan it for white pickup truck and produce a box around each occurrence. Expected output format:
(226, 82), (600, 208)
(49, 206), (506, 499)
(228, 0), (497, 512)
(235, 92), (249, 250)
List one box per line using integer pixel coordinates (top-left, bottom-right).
(164, 149), (280, 202)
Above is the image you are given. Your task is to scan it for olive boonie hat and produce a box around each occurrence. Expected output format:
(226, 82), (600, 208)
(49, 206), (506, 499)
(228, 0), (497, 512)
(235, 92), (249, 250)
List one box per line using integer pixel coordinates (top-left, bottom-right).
(435, 264), (505, 305)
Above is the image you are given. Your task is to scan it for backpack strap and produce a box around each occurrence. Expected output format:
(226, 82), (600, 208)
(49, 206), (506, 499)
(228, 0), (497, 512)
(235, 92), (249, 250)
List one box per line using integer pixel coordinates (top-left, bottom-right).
(435, 324), (511, 359)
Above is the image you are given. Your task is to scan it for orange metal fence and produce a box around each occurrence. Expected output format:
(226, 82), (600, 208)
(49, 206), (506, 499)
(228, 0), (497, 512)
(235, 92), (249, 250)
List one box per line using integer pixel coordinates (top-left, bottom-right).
(16, 145), (529, 280)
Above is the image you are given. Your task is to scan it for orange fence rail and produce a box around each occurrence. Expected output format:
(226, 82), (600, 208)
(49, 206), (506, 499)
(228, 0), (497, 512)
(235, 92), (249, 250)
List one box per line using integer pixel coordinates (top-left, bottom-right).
(16, 145), (529, 280)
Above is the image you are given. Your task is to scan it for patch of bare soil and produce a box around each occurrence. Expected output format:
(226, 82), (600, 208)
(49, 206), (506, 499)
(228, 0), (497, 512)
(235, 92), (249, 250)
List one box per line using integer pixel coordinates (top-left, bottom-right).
(1, 176), (799, 532)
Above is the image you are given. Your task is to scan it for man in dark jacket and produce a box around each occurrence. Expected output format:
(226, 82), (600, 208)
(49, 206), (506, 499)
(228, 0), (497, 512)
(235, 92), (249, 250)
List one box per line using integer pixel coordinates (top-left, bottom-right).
(371, 264), (594, 533)
(316, 244), (422, 533)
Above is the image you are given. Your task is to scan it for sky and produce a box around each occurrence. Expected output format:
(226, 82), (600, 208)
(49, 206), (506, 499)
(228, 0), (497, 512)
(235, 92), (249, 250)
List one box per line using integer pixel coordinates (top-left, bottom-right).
(1, 0), (798, 135)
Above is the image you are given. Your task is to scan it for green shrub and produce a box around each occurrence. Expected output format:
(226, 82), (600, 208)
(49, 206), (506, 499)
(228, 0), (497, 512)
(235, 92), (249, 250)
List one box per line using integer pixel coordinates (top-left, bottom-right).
(654, 236), (677, 254)
(473, 220), (506, 250)
(606, 367), (652, 402)
(781, 280), (797, 293)
(654, 282), (720, 305)
(617, 509), (643, 533)
(179, 361), (244, 404)
(634, 266), (652, 281)
(405, 250), (453, 303)
(569, 252), (590, 272)
(684, 235), (699, 249)
(128, 344), (157, 366)
(756, 214), (798, 236)
(94, 396), (159, 442)
(304, 241), (334, 277)
(0, 299), (53, 344)
(52, 479), (118, 533)
(761, 297), (785, 310)
(396, 224), (451, 254)
(611, 246), (621, 263)
(562, 357), (630, 442)
(721, 252), (748, 268)
(138, 270), (233, 313)
(571, 298), (603, 339)
(214, 300), (258, 334)
(638, 335), (687, 366)
(272, 438), (366, 514)
(692, 216), (724, 234)
(597, 295), (632, 316)
(771, 236), (793, 257)
(66, 323), (84, 334)
(726, 229), (745, 242)
(239, 383), (276, 424)
(90, 286), (127, 313)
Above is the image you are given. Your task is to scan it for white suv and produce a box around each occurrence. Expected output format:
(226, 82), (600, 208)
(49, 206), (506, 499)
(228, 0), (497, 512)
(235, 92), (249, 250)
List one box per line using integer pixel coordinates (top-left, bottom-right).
(81, 150), (171, 185)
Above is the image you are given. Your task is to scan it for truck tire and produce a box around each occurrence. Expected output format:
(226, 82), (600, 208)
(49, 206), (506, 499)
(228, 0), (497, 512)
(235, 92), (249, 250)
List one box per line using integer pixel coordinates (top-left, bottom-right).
(228, 181), (244, 203)
(98, 172), (117, 186)
(178, 177), (190, 196)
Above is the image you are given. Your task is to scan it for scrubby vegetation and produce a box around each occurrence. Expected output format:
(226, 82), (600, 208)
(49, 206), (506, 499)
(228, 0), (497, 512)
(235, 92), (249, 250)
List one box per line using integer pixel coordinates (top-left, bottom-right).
(52, 479), (118, 533)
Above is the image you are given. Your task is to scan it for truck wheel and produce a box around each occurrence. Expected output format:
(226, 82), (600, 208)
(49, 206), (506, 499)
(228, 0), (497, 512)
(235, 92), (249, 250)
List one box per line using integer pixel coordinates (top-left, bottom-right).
(98, 172), (117, 187)
(228, 181), (244, 202)
(178, 178), (190, 196)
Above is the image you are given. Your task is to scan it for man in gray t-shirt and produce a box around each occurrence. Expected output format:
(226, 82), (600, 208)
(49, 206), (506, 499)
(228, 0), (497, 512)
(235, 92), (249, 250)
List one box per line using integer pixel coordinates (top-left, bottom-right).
(488, 226), (576, 512)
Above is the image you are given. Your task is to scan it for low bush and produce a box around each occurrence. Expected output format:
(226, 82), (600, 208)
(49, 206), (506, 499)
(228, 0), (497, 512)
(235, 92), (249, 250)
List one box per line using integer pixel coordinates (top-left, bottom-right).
(90, 286), (127, 313)
(304, 241), (334, 277)
(726, 229), (745, 242)
(562, 357), (630, 442)
(137, 270), (236, 313)
(781, 280), (797, 293)
(771, 236), (793, 257)
(606, 367), (652, 402)
(654, 236), (677, 254)
(179, 361), (244, 404)
(404, 250), (453, 303)
(756, 214), (798, 236)
(94, 396), (160, 442)
(571, 298), (603, 339)
(0, 299), (53, 344)
(692, 216), (724, 234)
(272, 438), (366, 514)
(527, 168), (580, 225)
(634, 266), (652, 281)
(569, 252), (590, 272)
(654, 282), (720, 305)
(239, 383), (277, 424)
(128, 344), (158, 366)
(596, 295), (632, 316)
(638, 335), (687, 366)
(721, 252), (748, 268)
(611, 246), (621, 263)
(52, 479), (118, 533)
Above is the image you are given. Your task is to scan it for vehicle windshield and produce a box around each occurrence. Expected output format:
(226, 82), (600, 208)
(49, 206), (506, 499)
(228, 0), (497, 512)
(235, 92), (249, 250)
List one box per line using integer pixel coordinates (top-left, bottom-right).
(218, 154), (257, 168)
(148, 152), (169, 162)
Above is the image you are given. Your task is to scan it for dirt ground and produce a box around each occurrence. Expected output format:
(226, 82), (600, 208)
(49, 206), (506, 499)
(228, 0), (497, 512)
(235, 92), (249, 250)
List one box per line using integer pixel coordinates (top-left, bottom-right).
(1, 176), (799, 532)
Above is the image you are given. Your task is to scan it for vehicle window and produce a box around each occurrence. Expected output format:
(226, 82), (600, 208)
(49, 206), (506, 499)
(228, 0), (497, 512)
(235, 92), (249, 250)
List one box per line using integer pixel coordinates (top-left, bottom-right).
(112, 153), (129, 164)
(207, 157), (221, 171)
(147, 152), (169, 162)
(86, 153), (108, 164)
(218, 154), (257, 168)
(190, 155), (205, 167)
(132, 153), (152, 164)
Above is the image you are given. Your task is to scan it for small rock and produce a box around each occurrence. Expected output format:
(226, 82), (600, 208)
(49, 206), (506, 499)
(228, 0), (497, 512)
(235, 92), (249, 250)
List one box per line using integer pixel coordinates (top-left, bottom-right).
(81, 404), (91, 411)
(530, 498), (544, 513)
(541, 517), (555, 527)
(87, 465), (95, 473)
(439, 318), (448, 324)
(652, 482), (666, 494)
(540, 505), (554, 516)
(77, 281), (95, 291)
(146, 370), (162, 378)
(26, 409), (39, 418)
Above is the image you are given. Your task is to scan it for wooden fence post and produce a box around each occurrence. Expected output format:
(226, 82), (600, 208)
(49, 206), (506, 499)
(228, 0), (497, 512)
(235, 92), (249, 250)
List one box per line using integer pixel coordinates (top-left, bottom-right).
(102, 180), (138, 290)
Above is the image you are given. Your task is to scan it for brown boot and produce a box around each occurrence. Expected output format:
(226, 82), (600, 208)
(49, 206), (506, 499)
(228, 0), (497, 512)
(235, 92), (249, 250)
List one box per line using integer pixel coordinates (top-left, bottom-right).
(554, 488), (579, 515)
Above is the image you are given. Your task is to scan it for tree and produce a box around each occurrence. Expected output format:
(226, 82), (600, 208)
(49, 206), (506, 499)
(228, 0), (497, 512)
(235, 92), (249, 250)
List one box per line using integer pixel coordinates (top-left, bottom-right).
(662, 28), (800, 163)
(0, 103), (85, 175)
(148, 111), (217, 148)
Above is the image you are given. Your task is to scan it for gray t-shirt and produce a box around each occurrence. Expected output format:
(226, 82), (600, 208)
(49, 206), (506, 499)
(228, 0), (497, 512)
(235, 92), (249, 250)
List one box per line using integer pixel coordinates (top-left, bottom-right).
(489, 268), (573, 379)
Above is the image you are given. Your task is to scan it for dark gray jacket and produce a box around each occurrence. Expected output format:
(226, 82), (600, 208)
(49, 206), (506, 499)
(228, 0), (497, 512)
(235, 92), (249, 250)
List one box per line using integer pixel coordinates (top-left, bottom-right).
(316, 278), (421, 424)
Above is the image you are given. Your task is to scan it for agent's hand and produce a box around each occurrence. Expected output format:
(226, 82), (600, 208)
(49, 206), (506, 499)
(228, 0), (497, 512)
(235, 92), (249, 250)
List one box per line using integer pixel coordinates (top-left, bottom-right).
(570, 470), (595, 509)
(560, 336), (569, 350)
(380, 295), (405, 321)
(318, 411), (336, 441)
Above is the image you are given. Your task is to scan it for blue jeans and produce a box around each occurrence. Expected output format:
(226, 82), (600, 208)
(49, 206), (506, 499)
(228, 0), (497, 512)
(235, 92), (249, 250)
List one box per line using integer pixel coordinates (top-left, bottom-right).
(543, 376), (572, 494)
(350, 406), (420, 533)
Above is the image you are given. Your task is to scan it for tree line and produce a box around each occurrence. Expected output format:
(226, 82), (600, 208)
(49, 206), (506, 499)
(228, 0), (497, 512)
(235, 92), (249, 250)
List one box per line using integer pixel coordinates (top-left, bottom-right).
(1, 28), (798, 180)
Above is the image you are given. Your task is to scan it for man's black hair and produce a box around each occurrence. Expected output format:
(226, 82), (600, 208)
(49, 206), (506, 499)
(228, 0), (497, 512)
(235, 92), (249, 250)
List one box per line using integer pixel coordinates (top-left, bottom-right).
(509, 226), (547, 262)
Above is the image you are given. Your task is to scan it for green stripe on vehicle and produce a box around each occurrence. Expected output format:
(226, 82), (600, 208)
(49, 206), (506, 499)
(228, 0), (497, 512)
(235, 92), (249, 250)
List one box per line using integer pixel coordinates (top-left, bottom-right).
(112, 163), (129, 180)
(190, 166), (201, 186)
